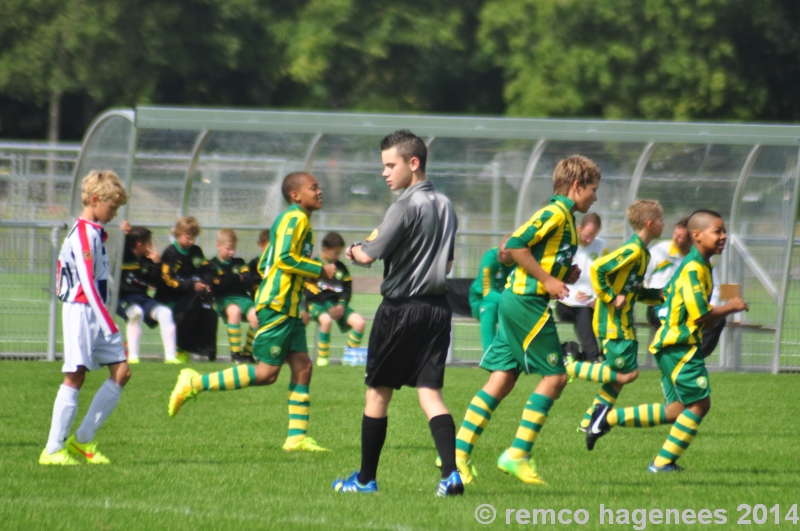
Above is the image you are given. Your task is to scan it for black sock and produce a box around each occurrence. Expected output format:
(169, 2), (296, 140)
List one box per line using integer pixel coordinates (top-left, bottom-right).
(429, 414), (456, 478)
(358, 415), (387, 484)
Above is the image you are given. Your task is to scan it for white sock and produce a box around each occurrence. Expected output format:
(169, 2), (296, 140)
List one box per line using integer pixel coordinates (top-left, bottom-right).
(46, 385), (79, 454)
(75, 380), (123, 444)
(152, 305), (177, 361)
(125, 304), (143, 359)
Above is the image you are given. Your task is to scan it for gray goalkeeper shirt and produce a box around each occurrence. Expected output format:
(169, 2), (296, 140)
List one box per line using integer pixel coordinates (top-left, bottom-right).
(361, 180), (457, 299)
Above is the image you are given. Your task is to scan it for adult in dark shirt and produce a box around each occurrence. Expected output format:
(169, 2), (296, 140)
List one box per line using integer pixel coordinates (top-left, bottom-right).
(333, 130), (462, 497)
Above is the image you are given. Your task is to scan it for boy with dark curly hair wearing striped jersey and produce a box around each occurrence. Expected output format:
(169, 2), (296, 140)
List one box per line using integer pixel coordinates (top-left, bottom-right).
(586, 209), (748, 473)
(568, 200), (664, 435)
(454, 155), (599, 486)
(168, 172), (336, 453)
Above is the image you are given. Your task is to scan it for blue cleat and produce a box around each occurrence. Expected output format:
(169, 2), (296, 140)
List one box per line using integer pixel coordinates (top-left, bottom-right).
(436, 471), (464, 497)
(648, 461), (684, 474)
(333, 471), (378, 493)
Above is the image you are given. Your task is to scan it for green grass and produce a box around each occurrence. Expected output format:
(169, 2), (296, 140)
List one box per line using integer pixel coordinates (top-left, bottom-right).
(1, 362), (799, 530)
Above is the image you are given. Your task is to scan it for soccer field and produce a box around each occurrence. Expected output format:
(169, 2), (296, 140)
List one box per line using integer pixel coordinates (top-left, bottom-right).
(1, 362), (798, 531)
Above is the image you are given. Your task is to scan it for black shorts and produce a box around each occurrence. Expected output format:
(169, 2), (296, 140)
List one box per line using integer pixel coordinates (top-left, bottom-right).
(366, 295), (452, 390)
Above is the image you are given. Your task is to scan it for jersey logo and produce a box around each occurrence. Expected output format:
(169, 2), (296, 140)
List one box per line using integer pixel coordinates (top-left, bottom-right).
(589, 252), (598, 260)
(233, 267), (240, 274)
(696, 376), (708, 389)
(366, 229), (379, 242)
(614, 357), (625, 369)
(192, 257), (202, 268)
(335, 271), (343, 280)
(533, 220), (543, 229)
(270, 346), (281, 358)
(82, 250), (92, 261)
(547, 353), (559, 367)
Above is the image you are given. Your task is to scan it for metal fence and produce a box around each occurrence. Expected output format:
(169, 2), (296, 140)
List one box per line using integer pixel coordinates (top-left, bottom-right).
(1, 109), (799, 372)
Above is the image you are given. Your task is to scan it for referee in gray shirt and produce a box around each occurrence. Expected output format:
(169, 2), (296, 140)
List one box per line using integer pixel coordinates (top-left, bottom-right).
(333, 130), (462, 497)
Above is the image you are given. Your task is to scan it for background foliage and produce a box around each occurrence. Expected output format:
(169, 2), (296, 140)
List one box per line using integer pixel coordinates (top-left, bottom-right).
(1, 0), (799, 141)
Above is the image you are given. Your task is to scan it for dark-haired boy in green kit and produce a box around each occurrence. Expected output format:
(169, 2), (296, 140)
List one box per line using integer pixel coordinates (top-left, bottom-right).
(168, 172), (336, 453)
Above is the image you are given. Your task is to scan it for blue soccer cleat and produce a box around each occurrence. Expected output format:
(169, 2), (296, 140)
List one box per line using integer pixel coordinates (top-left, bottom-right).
(436, 471), (464, 497)
(332, 471), (378, 493)
(586, 403), (611, 451)
(648, 461), (684, 474)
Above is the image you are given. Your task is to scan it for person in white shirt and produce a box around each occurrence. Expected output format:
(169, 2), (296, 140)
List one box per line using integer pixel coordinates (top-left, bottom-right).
(555, 213), (608, 362)
(644, 217), (724, 357)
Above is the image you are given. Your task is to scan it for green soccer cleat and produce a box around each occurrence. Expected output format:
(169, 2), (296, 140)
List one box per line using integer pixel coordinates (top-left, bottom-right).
(434, 455), (477, 484)
(39, 448), (81, 466)
(168, 368), (199, 417)
(316, 356), (329, 367)
(164, 358), (185, 365)
(66, 434), (110, 464)
(127, 356), (140, 365)
(283, 436), (329, 452)
(176, 351), (191, 364)
(497, 450), (546, 485)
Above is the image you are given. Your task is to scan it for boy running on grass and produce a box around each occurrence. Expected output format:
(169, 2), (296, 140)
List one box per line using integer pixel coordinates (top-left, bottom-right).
(40, 170), (129, 465)
(168, 172), (336, 452)
(453, 156), (598, 485)
(568, 200), (664, 434)
(586, 209), (748, 473)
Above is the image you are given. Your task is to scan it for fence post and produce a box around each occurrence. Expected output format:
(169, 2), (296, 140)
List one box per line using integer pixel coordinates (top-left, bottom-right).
(47, 225), (62, 362)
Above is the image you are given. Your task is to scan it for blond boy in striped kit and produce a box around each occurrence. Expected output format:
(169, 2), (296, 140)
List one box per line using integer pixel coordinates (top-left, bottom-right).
(586, 209), (748, 473)
(167, 172), (336, 452)
(565, 200), (664, 436)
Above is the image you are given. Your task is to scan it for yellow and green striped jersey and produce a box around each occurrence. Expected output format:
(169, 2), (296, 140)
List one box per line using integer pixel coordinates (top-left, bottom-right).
(255, 205), (323, 317)
(591, 234), (662, 340)
(649, 245), (713, 353)
(505, 195), (577, 297)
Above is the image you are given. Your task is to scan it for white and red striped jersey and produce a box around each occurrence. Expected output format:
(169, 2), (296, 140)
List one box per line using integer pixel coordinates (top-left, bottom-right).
(56, 218), (118, 337)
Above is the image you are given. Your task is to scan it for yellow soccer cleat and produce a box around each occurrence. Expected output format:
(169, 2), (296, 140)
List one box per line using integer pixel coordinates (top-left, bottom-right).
(39, 447), (81, 466)
(168, 368), (199, 417)
(66, 434), (110, 464)
(497, 450), (546, 485)
(316, 357), (329, 367)
(283, 436), (329, 452)
(127, 356), (140, 365)
(164, 358), (185, 365)
(176, 351), (191, 364)
(435, 455), (477, 484)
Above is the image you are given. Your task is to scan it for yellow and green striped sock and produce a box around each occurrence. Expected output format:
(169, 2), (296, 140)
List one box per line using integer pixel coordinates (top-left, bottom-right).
(607, 403), (667, 427)
(455, 390), (500, 461)
(347, 329), (363, 348)
(580, 384), (619, 429)
(243, 328), (256, 357)
(654, 409), (702, 467)
(286, 383), (310, 446)
(227, 324), (242, 354)
(567, 361), (618, 383)
(189, 365), (257, 393)
(318, 331), (330, 360)
(507, 393), (554, 459)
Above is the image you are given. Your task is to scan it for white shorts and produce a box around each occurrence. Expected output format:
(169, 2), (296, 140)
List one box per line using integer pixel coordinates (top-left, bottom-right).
(62, 303), (125, 373)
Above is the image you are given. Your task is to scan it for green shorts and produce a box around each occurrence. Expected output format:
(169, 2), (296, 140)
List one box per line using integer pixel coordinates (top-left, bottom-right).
(480, 292), (564, 376)
(252, 308), (308, 366)
(215, 295), (256, 323)
(655, 344), (710, 405)
(308, 302), (355, 333)
(601, 338), (639, 373)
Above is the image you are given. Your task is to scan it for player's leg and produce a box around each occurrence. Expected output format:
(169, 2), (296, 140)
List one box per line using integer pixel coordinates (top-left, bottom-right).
(567, 339), (639, 384)
(150, 304), (178, 363)
(283, 349), (327, 451)
(578, 340), (640, 430)
(124, 304), (144, 364)
(478, 298), (500, 354)
(316, 312), (333, 365)
(346, 311), (365, 348)
(224, 303), (244, 360)
(499, 296), (564, 485)
(41, 367), (86, 465)
(242, 307), (259, 361)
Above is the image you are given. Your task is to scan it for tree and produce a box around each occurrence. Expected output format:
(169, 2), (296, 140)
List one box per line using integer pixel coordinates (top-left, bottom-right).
(478, 0), (800, 121)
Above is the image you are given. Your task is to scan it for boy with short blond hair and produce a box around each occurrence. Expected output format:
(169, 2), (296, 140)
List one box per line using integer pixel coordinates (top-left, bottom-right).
(566, 199), (664, 436)
(168, 172), (336, 453)
(304, 232), (366, 366)
(209, 228), (258, 364)
(155, 216), (216, 361)
(41, 170), (130, 465)
(453, 155), (599, 486)
(586, 209), (748, 473)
